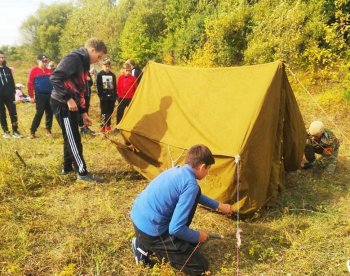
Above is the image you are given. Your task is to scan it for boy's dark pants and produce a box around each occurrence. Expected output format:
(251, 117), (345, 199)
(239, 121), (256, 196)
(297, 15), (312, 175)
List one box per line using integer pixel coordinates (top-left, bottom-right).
(0, 95), (18, 132)
(116, 98), (131, 125)
(30, 94), (53, 133)
(134, 189), (208, 276)
(100, 96), (116, 127)
(50, 98), (87, 175)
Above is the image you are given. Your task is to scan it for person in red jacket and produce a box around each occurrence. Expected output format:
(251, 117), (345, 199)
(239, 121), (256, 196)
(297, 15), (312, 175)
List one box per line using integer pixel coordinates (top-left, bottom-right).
(116, 62), (138, 125)
(27, 54), (54, 138)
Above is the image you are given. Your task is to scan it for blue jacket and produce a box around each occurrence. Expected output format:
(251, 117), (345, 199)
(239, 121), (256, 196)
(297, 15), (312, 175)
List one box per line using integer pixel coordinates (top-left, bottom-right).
(131, 165), (219, 243)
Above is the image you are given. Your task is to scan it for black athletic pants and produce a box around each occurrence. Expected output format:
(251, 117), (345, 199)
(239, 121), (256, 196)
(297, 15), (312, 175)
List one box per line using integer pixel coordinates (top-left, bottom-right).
(50, 98), (87, 175)
(116, 98), (131, 125)
(134, 188), (209, 276)
(0, 95), (18, 133)
(30, 94), (53, 133)
(100, 96), (116, 127)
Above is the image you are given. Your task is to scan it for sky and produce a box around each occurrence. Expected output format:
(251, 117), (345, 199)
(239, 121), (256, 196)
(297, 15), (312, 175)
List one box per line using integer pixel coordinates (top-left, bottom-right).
(0, 0), (69, 47)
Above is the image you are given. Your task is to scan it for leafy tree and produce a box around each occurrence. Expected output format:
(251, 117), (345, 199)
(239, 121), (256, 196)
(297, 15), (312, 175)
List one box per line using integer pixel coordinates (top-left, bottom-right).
(190, 0), (250, 66)
(59, 0), (133, 62)
(119, 0), (167, 66)
(162, 0), (198, 64)
(59, 0), (117, 57)
(20, 3), (73, 61)
(0, 46), (21, 61)
(108, 0), (137, 62)
(244, 0), (311, 65)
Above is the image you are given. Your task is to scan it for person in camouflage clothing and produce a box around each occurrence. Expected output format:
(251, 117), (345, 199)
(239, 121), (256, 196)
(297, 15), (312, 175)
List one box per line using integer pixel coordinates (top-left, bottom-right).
(303, 121), (340, 173)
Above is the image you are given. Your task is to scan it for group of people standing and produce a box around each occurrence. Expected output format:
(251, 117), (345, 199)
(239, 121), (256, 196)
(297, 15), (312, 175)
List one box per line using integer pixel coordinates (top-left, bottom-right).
(0, 46), (141, 139)
(0, 39), (141, 184)
(96, 58), (140, 134)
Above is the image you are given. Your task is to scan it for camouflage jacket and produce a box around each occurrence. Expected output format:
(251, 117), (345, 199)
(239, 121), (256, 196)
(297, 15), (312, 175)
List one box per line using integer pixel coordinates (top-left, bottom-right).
(307, 128), (340, 154)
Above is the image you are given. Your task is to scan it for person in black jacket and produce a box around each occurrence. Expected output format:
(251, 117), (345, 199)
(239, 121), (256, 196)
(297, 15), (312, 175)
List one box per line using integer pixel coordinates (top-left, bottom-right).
(127, 59), (142, 84)
(0, 51), (22, 138)
(50, 38), (107, 182)
(96, 59), (117, 133)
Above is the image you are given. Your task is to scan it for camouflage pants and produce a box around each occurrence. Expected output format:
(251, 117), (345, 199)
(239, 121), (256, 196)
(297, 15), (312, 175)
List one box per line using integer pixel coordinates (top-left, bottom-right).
(304, 143), (339, 174)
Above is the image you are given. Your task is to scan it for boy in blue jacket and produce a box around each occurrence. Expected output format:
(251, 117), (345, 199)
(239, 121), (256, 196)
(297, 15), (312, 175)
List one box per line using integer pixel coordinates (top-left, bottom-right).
(131, 144), (232, 275)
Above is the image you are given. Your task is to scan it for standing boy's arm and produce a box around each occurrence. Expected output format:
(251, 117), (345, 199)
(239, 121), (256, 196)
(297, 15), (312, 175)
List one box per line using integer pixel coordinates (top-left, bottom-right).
(27, 68), (35, 99)
(96, 73), (103, 97)
(116, 76), (122, 98)
(8, 68), (16, 94)
(132, 76), (138, 93)
(113, 73), (117, 96)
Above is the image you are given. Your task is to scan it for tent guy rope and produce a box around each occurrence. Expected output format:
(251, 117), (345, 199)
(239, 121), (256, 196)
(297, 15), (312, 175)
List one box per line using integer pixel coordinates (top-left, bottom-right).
(235, 155), (242, 276)
(285, 64), (350, 146)
(167, 144), (186, 168)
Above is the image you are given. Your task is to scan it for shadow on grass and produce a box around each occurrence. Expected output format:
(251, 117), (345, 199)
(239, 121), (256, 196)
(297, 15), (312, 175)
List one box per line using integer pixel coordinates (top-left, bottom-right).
(114, 170), (145, 181)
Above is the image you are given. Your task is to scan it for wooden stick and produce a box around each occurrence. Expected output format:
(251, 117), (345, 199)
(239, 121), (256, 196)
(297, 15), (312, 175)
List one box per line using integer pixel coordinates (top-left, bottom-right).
(15, 150), (27, 168)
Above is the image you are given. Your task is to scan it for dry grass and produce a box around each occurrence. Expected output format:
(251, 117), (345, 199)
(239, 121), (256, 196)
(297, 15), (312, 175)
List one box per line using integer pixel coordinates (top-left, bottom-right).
(0, 62), (349, 275)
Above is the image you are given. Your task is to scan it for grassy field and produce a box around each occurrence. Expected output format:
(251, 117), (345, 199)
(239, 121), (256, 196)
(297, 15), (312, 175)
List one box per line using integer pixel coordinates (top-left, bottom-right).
(0, 61), (349, 275)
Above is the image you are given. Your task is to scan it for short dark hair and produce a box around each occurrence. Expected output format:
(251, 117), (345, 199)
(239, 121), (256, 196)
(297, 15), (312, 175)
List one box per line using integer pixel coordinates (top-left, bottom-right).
(123, 62), (132, 70)
(102, 58), (111, 65)
(0, 50), (4, 55)
(85, 38), (107, 54)
(185, 144), (215, 168)
(127, 59), (136, 66)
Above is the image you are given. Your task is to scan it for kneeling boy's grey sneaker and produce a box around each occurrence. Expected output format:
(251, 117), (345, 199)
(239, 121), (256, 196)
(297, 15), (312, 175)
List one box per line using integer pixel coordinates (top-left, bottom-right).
(77, 173), (103, 183)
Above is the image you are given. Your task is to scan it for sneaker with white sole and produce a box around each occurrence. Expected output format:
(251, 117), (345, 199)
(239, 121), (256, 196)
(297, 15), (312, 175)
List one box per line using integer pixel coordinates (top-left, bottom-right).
(12, 131), (23, 138)
(77, 173), (103, 183)
(3, 131), (11, 138)
(131, 237), (154, 267)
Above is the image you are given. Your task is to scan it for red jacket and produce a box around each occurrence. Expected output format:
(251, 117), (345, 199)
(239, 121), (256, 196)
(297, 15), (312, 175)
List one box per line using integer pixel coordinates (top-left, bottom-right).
(117, 74), (138, 99)
(27, 66), (53, 98)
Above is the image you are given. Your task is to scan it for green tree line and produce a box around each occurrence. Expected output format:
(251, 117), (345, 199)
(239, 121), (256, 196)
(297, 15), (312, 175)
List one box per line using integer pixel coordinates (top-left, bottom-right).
(2, 0), (349, 71)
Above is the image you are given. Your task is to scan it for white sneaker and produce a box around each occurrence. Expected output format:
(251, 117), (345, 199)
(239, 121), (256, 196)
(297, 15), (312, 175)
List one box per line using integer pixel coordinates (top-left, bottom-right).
(3, 131), (11, 138)
(12, 131), (23, 138)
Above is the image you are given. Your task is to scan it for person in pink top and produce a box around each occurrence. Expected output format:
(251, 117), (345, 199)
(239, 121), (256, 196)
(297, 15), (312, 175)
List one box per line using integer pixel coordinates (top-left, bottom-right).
(15, 83), (30, 103)
(27, 54), (54, 138)
(116, 62), (138, 125)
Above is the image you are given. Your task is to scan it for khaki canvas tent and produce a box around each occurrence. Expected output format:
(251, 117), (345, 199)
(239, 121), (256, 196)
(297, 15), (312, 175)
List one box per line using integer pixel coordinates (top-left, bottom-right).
(116, 61), (306, 214)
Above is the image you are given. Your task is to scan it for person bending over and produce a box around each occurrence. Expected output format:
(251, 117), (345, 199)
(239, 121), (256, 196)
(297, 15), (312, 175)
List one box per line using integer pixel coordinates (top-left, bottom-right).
(131, 144), (232, 275)
(50, 38), (107, 182)
(303, 120), (340, 174)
